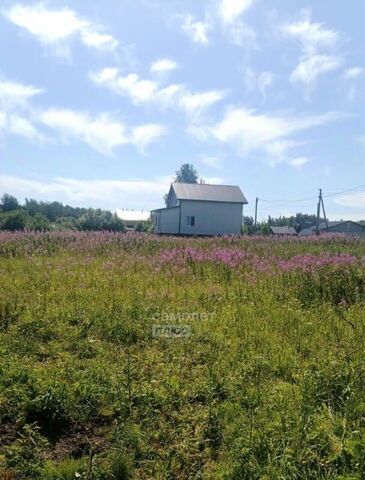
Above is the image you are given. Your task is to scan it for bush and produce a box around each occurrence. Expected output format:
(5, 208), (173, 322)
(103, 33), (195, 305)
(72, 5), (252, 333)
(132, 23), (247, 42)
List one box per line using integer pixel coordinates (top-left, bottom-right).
(77, 210), (125, 232)
(28, 213), (51, 231)
(4, 424), (47, 479)
(24, 390), (70, 440)
(1, 210), (28, 231)
(42, 458), (87, 480)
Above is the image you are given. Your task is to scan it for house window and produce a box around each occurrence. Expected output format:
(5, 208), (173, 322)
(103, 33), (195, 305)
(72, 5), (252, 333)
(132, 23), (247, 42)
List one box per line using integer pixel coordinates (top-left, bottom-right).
(187, 215), (195, 227)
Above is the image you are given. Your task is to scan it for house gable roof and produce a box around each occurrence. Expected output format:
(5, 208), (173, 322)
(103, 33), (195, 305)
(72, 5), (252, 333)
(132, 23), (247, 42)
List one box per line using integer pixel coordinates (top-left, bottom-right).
(170, 182), (248, 204)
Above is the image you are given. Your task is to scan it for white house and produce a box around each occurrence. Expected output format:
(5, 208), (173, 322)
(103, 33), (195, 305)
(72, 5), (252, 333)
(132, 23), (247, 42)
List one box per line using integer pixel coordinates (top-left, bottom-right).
(151, 182), (248, 236)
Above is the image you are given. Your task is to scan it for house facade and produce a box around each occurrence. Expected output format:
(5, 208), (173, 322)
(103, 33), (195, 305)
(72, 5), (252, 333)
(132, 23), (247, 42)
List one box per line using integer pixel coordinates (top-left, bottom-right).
(152, 182), (248, 236)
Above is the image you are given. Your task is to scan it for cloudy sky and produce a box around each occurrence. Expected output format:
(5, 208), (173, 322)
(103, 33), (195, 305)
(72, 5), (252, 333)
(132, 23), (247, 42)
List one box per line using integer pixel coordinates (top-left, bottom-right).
(1, 0), (365, 220)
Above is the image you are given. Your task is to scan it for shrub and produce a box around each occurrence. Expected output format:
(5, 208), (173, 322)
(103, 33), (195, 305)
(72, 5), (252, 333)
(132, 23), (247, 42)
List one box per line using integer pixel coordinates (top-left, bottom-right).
(4, 424), (47, 479)
(24, 390), (70, 440)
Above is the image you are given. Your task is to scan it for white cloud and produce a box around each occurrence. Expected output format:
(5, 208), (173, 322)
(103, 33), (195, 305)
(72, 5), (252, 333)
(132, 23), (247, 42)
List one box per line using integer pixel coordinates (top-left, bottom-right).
(344, 67), (364, 80)
(290, 54), (342, 91)
(181, 15), (211, 45)
(191, 107), (340, 167)
(39, 109), (166, 154)
(225, 20), (256, 47)
(200, 156), (223, 169)
(335, 191), (365, 210)
(8, 114), (44, 142)
(3, 3), (119, 54)
(0, 79), (42, 108)
(265, 139), (302, 160)
(91, 69), (159, 103)
(90, 68), (226, 117)
(150, 58), (178, 74)
(281, 11), (342, 94)
(0, 111), (7, 131)
(131, 124), (167, 152)
(258, 72), (274, 104)
(80, 30), (119, 51)
(0, 75), (165, 152)
(219, 0), (253, 24)
(180, 0), (256, 48)
(217, 0), (256, 47)
(0, 112), (44, 142)
(0, 174), (170, 210)
(281, 10), (339, 55)
(180, 90), (226, 118)
(245, 70), (274, 103)
(0, 78), (44, 142)
(288, 157), (310, 168)
(204, 176), (225, 184)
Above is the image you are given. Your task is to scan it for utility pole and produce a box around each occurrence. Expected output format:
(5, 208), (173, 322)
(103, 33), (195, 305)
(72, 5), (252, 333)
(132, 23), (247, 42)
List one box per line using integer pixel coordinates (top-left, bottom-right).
(254, 197), (258, 227)
(316, 189), (328, 234)
(320, 189), (328, 228)
(316, 189), (321, 235)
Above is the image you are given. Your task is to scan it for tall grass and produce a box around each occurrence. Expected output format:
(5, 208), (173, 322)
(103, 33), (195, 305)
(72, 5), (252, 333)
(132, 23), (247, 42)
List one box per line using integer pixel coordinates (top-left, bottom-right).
(0, 232), (364, 479)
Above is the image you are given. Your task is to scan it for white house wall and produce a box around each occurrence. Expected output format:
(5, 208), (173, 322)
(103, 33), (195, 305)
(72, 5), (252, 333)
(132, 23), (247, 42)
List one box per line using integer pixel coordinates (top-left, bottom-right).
(159, 207), (180, 234)
(180, 200), (242, 235)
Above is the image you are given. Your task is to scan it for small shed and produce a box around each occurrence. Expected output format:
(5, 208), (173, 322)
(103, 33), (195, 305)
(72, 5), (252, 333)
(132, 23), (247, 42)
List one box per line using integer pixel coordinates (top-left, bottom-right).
(269, 226), (298, 236)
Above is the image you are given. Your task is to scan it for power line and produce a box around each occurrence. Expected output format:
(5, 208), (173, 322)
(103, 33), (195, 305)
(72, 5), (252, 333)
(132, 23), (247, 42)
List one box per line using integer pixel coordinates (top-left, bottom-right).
(259, 197), (316, 205)
(259, 192), (317, 204)
(258, 183), (365, 205)
(323, 184), (365, 198)
(251, 182), (365, 222)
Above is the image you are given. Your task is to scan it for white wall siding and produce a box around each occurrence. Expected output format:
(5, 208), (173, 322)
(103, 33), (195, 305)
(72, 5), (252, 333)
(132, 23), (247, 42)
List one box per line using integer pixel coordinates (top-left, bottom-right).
(157, 207), (180, 234)
(180, 200), (242, 235)
(167, 189), (179, 207)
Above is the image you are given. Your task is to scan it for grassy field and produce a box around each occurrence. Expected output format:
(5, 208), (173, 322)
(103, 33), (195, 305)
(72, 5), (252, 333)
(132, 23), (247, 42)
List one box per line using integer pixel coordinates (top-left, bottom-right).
(0, 232), (364, 479)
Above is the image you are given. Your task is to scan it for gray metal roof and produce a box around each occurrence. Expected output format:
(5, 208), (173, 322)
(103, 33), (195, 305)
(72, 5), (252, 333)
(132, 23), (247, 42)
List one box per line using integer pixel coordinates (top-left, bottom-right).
(298, 226), (316, 236)
(270, 226), (297, 235)
(298, 220), (365, 236)
(171, 182), (248, 204)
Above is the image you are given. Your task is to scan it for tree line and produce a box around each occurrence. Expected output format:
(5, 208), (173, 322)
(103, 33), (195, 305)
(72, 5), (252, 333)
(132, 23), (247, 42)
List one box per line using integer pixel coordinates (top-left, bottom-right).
(0, 194), (126, 232)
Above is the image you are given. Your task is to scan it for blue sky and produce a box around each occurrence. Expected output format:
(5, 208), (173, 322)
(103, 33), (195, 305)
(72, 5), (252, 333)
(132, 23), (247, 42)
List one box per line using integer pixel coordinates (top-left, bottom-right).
(1, 0), (365, 220)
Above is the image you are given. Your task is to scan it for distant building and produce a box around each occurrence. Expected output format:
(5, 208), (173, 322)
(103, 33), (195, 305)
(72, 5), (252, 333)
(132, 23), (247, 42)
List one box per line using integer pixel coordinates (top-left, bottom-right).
(299, 220), (365, 236)
(151, 182), (248, 236)
(116, 210), (150, 230)
(269, 226), (298, 236)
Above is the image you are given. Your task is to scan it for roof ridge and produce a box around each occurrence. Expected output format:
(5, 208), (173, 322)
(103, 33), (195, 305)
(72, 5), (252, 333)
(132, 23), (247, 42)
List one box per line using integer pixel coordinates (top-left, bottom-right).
(172, 182), (241, 188)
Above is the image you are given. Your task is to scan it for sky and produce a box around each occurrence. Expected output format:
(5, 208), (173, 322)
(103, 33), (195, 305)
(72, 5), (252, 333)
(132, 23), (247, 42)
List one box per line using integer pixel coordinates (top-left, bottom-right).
(1, 0), (365, 221)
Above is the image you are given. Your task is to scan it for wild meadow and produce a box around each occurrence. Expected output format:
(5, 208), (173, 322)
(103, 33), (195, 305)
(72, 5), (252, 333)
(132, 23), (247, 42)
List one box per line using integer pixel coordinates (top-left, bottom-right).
(0, 232), (364, 480)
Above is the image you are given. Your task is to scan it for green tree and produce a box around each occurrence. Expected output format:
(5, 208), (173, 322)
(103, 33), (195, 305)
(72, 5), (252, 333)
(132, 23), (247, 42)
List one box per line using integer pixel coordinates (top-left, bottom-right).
(174, 163), (199, 183)
(242, 216), (255, 234)
(2, 210), (27, 231)
(28, 213), (51, 231)
(164, 163), (200, 205)
(24, 198), (39, 216)
(1, 193), (19, 212)
(77, 209), (125, 232)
